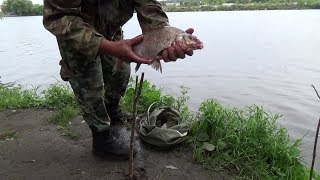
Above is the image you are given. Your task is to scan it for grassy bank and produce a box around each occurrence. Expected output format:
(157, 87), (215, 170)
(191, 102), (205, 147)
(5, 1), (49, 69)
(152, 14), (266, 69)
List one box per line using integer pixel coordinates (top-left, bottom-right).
(163, 3), (320, 12)
(0, 80), (318, 179)
(190, 100), (317, 179)
(0, 82), (80, 139)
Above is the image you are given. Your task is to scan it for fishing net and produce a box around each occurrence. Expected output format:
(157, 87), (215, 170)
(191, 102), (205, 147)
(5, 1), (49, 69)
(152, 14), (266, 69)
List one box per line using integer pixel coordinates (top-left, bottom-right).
(139, 102), (191, 147)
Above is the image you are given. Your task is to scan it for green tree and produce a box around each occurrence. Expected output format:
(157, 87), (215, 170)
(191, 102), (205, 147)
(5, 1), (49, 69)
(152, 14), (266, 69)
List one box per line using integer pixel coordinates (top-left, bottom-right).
(1, 0), (35, 16)
(31, 4), (43, 15)
(200, 0), (224, 5)
(183, 0), (202, 6)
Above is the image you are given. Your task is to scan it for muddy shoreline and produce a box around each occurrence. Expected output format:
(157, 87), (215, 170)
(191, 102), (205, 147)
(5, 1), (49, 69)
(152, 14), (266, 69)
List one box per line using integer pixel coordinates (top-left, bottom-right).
(0, 108), (226, 180)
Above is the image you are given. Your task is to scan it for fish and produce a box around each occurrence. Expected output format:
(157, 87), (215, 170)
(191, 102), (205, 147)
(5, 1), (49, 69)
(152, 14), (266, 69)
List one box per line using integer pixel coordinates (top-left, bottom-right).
(113, 26), (204, 73)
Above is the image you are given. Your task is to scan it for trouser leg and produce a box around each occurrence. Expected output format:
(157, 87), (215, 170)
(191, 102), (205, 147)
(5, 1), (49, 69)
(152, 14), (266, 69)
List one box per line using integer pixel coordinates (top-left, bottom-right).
(68, 56), (111, 132)
(100, 54), (131, 123)
(101, 54), (131, 103)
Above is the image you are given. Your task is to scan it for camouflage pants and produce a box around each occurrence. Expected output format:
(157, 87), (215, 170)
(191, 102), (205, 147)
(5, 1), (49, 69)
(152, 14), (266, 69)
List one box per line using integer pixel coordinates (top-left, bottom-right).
(63, 54), (130, 132)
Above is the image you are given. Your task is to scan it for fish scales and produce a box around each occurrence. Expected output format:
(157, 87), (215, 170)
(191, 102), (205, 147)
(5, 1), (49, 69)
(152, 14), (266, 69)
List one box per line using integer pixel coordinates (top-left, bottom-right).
(133, 26), (185, 60)
(113, 26), (203, 73)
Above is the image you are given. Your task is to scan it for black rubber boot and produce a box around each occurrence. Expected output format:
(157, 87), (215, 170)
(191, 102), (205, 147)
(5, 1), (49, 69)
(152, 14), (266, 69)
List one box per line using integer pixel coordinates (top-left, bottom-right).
(105, 99), (132, 125)
(106, 104), (124, 125)
(90, 125), (130, 160)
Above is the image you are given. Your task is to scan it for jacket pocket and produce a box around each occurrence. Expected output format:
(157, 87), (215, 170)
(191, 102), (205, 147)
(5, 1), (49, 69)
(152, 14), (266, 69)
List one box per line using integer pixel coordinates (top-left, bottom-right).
(59, 59), (74, 81)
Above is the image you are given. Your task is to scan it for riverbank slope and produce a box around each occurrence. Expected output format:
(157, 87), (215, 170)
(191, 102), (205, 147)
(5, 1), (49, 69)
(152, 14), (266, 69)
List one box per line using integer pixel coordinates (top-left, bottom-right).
(0, 108), (225, 179)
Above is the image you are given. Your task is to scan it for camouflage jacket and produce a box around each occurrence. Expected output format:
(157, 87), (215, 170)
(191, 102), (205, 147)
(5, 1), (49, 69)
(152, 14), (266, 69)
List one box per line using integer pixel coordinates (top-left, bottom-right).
(43, 0), (169, 63)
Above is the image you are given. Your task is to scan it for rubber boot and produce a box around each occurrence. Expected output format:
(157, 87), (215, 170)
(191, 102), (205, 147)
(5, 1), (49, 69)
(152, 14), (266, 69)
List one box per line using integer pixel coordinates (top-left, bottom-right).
(105, 99), (132, 125)
(90, 125), (130, 160)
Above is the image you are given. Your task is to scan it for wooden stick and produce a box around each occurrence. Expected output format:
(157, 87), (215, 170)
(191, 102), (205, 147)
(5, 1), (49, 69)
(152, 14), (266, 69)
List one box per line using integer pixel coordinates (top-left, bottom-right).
(310, 85), (320, 180)
(310, 118), (320, 180)
(129, 73), (144, 180)
(312, 85), (320, 100)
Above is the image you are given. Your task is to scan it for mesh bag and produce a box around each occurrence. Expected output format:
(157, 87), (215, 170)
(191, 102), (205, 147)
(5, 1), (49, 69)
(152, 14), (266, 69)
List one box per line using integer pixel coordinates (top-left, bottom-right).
(139, 102), (191, 147)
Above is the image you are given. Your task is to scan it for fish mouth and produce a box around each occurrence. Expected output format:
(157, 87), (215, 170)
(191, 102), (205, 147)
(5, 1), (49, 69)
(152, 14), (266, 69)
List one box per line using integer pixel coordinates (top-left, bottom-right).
(195, 39), (204, 49)
(184, 34), (204, 50)
(188, 39), (204, 50)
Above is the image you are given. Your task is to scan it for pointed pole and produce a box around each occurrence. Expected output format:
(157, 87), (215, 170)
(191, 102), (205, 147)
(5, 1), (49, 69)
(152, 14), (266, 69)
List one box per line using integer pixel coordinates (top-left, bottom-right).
(129, 73), (144, 180)
(310, 85), (320, 180)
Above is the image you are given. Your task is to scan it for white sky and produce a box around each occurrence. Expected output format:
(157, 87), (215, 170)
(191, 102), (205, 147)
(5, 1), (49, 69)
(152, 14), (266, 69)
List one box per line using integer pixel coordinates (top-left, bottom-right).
(0, 0), (43, 5)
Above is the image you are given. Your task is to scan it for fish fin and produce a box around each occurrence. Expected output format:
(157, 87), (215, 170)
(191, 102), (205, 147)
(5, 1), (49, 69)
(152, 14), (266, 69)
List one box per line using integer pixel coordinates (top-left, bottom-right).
(150, 60), (162, 73)
(135, 63), (141, 72)
(112, 60), (123, 75)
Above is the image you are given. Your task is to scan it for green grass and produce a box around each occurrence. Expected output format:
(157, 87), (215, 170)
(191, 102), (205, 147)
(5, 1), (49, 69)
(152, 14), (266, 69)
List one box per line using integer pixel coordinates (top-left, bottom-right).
(0, 82), (76, 110)
(120, 77), (175, 114)
(42, 83), (77, 109)
(0, 79), (318, 179)
(0, 82), (79, 140)
(42, 84), (80, 140)
(0, 84), (42, 109)
(121, 79), (318, 179)
(0, 129), (17, 140)
(189, 100), (319, 179)
(120, 77), (193, 122)
(49, 105), (78, 126)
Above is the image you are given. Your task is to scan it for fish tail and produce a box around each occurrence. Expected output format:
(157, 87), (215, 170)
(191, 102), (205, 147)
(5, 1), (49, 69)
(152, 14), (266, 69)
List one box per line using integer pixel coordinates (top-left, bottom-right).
(135, 63), (141, 72)
(151, 60), (162, 73)
(112, 59), (123, 75)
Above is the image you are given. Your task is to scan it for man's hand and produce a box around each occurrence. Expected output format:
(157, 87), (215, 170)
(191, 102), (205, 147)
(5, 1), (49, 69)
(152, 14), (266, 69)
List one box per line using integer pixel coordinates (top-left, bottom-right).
(160, 28), (195, 62)
(99, 35), (150, 64)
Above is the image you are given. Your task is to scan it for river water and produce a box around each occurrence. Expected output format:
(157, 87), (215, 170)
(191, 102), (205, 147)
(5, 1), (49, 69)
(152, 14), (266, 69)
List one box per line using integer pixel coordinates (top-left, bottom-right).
(0, 10), (319, 170)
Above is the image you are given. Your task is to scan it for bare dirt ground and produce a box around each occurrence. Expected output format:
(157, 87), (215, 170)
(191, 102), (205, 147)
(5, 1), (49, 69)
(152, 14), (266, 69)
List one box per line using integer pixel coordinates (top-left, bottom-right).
(0, 109), (227, 180)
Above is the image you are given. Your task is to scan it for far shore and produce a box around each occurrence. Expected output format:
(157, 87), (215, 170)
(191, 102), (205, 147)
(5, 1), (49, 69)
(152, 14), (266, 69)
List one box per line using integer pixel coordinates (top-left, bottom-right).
(162, 3), (320, 12)
(1, 4), (319, 18)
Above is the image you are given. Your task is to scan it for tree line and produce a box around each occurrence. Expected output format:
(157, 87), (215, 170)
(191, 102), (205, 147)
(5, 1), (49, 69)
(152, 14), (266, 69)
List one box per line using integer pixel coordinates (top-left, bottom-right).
(1, 0), (43, 16)
(1, 0), (319, 16)
(162, 0), (320, 6)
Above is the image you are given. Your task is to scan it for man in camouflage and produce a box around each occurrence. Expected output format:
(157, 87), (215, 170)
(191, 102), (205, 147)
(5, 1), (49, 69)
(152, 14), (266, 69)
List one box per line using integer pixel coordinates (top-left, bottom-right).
(43, 0), (194, 160)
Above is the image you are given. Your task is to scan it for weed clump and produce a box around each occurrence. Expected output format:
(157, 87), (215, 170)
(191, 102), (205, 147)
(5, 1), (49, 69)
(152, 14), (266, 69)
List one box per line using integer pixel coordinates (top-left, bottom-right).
(190, 100), (318, 179)
(42, 83), (79, 139)
(42, 83), (77, 109)
(0, 82), (79, 140)
(121, 77), (175, 114)
(0, 84), (42, 109)
(0, 129), (17, 140)
(120, 78), (192, 121)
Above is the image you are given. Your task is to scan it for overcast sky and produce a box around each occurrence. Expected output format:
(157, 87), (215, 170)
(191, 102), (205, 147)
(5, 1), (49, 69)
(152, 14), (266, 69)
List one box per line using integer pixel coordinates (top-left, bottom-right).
(0, 0), (43, 5)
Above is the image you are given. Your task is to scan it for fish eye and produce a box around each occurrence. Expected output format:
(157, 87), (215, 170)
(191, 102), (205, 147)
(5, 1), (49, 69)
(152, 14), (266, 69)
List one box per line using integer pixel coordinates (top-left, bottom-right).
(188, 36), (195, 42)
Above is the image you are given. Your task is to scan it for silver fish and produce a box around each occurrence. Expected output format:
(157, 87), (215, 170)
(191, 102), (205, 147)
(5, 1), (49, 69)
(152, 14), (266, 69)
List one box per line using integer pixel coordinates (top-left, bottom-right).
(114, 26), (204, 73)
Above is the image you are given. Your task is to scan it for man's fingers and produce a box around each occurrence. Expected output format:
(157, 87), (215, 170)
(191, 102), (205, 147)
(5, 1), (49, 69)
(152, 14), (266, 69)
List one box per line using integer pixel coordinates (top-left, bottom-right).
(130, 35), (144, 45)
(173, 43), (185, 59)
(185, 28), (194, 34)
(162, 50), (170, 62)
(185, 48), (194, 56)
(156, 55), (162, 61)
(167, 46), (177, 61)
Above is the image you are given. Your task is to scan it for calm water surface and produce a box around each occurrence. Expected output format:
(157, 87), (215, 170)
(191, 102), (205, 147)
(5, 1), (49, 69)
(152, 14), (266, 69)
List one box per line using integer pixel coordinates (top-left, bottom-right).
(0, 10), (320, 170)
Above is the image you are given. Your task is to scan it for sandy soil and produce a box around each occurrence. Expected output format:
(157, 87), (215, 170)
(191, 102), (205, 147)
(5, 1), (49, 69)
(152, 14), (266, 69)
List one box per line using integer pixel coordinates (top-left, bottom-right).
(0, 109), (227, 180)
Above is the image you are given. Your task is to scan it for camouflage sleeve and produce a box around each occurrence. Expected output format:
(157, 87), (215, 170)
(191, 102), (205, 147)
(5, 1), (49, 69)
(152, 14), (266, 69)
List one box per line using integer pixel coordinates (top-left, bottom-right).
(134, 0), (170, 32)
(43, 0), (104, 63)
